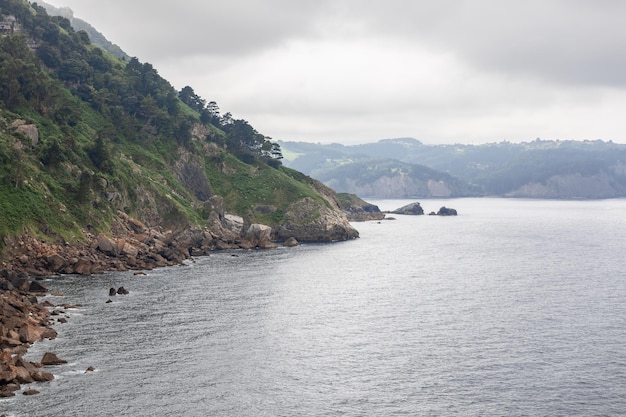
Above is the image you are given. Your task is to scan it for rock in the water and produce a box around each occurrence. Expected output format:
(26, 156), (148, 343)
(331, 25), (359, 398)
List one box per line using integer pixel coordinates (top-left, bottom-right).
(389, 202), (424, 215)
(109, 288), (117, 296)
(283, 237), (299, 247)
(117, 286), (129, 295)
(41, 352), (67, 366)
(437, 206), (458, 216)
(23, 389), (40, 396)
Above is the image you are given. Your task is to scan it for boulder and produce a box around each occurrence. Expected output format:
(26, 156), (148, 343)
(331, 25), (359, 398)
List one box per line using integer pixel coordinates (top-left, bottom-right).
(46, 253), (66, 271)
(19, 323), (45, 344)
(117, 286), (129, 295)
(121, 242), (139, 258)
(109, 288), (117, 296)
(73, 258), (94, 275)
(245, 224), (273, 248)
(96, 234), (117, 255)
(31, 370), (54, 382)
(28, 280), (48, 294)
(16, 124), (39, 146)
(283, 237), (299, 247)
(41, 352), (67, 366)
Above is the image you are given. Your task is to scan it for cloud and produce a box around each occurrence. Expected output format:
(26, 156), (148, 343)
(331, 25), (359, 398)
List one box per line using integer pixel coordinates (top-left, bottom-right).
(43, 0), (626, 144)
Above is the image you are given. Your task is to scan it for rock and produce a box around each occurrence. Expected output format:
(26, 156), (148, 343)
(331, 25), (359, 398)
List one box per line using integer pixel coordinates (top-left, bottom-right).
(245, 224), (273, 248)
(117, 286), (129, 295)
(283, 237), (299, 247)
(275, 197), (359, 242)
(223, 214), (244, 235)
(19, 323), (45, 344)
(41, 352), (67, 366)
(109, 288), (117, 296)
(28, 280), (48, 294)
(0, 368), (17, 384)
(73, 258), (94, 275)
(106, 299), (113, 304)
(121, 242), (139, 258)
(12, 365), (34, 384)
(31, 370), (54, 382)
(85, 366), (95, 373)
(437, 206), (458, 216)
(23, 389), (40, 396)
(15, 124), (39, 146)
(46, 253), (67, 271)
(389, 202), (424, 215)
(96, 234), (117, 255)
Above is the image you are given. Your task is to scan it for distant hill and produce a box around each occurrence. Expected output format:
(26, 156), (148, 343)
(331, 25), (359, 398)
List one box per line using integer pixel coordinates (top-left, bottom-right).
(280, 138), (626, 199)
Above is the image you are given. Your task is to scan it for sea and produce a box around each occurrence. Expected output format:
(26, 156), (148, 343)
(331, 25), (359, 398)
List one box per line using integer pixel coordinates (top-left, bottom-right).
(2, 198), (626, 417)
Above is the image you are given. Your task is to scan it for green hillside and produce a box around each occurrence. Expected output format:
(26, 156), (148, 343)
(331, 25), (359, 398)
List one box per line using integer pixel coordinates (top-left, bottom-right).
(0, 0), (355, 261)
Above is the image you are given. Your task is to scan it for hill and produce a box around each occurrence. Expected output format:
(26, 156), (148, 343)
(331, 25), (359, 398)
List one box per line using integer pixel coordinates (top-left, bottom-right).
(280, 138), (626, 199)
(0, 0), (357, 278)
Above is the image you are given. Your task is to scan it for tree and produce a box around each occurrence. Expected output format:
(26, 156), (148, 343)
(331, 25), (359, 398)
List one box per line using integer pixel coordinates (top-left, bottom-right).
(178, 85), (205, 112)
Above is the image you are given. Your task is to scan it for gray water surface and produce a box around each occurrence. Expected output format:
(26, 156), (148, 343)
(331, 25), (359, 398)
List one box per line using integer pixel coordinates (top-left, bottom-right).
(3, 198), (626, 416)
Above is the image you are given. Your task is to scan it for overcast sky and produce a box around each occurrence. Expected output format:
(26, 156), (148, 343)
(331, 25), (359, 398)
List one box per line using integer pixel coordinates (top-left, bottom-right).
(45, 0), (626, 145)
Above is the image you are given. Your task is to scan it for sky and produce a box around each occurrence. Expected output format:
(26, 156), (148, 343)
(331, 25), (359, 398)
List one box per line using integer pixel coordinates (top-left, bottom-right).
(44, 0), (626, 145)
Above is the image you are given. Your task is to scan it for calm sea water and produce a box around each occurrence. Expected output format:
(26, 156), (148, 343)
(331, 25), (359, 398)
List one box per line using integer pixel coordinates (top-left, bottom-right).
(3, 198), (626, 417)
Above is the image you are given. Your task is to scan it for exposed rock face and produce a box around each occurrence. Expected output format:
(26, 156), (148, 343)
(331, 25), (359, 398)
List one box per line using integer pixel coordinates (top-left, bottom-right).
(275, 197), (359, 242)
(389, 202), (424, 215)
(10, 120), (39, 146)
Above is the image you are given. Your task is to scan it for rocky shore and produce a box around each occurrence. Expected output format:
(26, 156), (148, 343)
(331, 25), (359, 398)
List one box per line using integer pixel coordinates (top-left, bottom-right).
(0, 193), (361, 397)
(0, 276), (72, 397)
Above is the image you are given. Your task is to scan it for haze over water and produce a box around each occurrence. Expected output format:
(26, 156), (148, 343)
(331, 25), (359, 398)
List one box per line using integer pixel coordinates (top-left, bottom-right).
(3, 198), (626, 416)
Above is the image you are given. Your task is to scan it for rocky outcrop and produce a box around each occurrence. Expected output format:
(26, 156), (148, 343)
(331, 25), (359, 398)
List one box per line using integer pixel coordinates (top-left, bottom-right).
(436, 206), (458, 216)
(388, 202), (424, 215)
(336, 193), (385, 221)
(275, 197), (359, 242)
(10, 120), (39, 146)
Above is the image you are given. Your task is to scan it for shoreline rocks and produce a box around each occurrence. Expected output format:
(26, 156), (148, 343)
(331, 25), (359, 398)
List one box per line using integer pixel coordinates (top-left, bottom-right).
(0, 284), (64, 397)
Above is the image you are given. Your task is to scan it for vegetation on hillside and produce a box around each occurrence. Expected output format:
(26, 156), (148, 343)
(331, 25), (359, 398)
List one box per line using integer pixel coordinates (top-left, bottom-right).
(0, 0), (333, 253)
